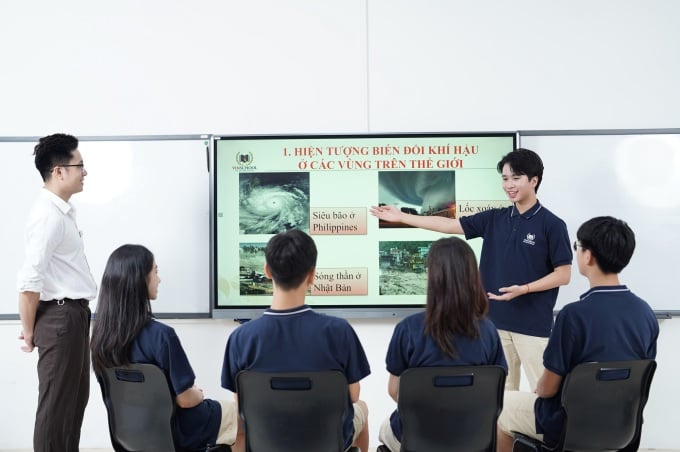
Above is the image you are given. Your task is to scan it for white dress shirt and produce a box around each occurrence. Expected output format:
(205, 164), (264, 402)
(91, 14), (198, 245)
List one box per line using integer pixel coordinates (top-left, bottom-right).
(17, 188), (97, 300)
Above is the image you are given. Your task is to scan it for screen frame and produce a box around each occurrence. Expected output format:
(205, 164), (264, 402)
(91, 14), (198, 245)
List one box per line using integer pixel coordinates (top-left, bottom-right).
(210, 132), (518, 320)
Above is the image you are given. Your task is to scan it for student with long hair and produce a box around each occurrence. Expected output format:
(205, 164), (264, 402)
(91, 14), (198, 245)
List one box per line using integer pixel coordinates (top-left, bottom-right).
(377, 237), (507, 452)
(91, 244), (239, 451)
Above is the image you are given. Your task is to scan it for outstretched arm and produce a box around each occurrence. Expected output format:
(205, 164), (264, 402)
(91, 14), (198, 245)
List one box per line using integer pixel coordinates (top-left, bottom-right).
(369, 205), (464, 235)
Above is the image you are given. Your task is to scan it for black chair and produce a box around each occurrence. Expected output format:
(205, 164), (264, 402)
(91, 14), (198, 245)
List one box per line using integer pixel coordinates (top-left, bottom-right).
(379, 365), (506, 452)
(235, 370), (361, 452)
(98, 363), (231, 452)
(513, 359), (657, 452)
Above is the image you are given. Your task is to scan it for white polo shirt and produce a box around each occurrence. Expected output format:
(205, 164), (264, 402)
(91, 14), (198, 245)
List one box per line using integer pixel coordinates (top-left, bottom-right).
(17, 188), (97, 301)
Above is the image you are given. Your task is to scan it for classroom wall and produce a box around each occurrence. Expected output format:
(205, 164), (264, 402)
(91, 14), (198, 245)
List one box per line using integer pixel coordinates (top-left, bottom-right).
(1, 1), (679, 449)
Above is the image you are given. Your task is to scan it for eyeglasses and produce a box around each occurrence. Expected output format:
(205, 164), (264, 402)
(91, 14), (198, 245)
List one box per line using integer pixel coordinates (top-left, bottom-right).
(573, 241), (584, 252)
(53, 164), (85, 171)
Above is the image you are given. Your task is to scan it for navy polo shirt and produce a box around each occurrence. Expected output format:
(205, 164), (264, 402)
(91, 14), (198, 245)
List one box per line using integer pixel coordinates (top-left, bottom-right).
(221, 305), (371, 450)
(535, 286), (658, 447)
(460, 201), (572, 337)
(129, 320), (222, 450)
(385, 312), (508, 441)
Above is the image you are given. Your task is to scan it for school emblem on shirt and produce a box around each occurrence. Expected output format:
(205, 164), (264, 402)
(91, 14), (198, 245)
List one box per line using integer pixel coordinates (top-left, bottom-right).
(523, 233), (536, 246)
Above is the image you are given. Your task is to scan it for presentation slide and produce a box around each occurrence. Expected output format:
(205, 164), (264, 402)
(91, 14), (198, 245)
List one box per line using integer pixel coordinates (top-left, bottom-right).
(213, 133), (515, 316)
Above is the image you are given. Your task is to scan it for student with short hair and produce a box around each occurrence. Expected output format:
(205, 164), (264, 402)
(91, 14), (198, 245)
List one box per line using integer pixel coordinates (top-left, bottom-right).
(496, 216), (659, 451)
(221, 229), (371, 452)
(371, 148), (572, 390)
(17, 133), (97, 452)
(378, 237), (507, 452)
(91, 244), (239, 451)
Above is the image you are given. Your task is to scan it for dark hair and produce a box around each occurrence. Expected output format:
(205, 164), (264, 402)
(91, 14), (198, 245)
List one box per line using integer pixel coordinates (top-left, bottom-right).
(90, 244), (155, 375)
(265, 229), (317, 291)
(497, 148), (544, 192)
(424, 237), (488, 358)
(33, 133), (79, 181)
(577, 216), (635, 274)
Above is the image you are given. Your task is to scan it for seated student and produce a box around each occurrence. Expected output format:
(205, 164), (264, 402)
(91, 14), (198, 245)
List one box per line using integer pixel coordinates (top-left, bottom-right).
(221, 229), (371, 452)
(90, 244), (240, 451)
(497, 216), (660, 451)
(378, 236), (508, 452)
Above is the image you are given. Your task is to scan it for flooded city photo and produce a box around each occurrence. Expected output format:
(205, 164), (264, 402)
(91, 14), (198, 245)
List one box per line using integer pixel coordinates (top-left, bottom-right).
(239, 242), (272, 296)
(378, 240), (432, 295)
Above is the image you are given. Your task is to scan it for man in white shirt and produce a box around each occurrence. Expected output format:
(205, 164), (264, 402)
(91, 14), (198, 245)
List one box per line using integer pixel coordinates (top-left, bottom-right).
(17, 133), (97, 452)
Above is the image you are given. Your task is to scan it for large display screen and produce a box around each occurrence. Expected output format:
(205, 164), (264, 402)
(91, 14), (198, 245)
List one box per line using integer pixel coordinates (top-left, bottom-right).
(212, 133), (516, 318)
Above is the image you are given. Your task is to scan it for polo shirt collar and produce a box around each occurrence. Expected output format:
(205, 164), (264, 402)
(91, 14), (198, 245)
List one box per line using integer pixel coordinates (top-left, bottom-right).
(510, 200), (542, 219)
(264, 304), (312, 316)
(41, 187), (73, 215)
(580, 285), (630, 301)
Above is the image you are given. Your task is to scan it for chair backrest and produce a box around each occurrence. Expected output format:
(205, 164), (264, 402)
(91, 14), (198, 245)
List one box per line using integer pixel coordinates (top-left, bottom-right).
(558, 359), (657, 451)
(236, 370), (350, 452)
(397, 365), (506, 452)
(98, 363), (177, 452)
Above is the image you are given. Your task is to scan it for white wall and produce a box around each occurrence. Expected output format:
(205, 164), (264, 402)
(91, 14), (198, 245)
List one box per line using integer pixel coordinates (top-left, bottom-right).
(1, 0), (679, 449)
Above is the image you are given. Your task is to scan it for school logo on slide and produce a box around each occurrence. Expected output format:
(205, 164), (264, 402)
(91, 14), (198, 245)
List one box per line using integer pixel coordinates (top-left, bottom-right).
(236, 152), (254, 165)
(234, 152), (256, 171)
(523, 233), (536, 246)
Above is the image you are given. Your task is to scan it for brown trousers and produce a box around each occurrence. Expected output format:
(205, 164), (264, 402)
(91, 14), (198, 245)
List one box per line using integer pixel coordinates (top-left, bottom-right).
(33, 300), (91, 452)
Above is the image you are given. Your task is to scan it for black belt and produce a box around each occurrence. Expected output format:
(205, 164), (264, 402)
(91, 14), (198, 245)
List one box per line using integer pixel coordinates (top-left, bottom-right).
(41, 298), (89, 308)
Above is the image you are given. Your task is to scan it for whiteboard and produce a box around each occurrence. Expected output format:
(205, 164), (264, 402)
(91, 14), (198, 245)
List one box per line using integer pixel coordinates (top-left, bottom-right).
(1, 136), (211, 317)
(520, 132), (680, 314)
